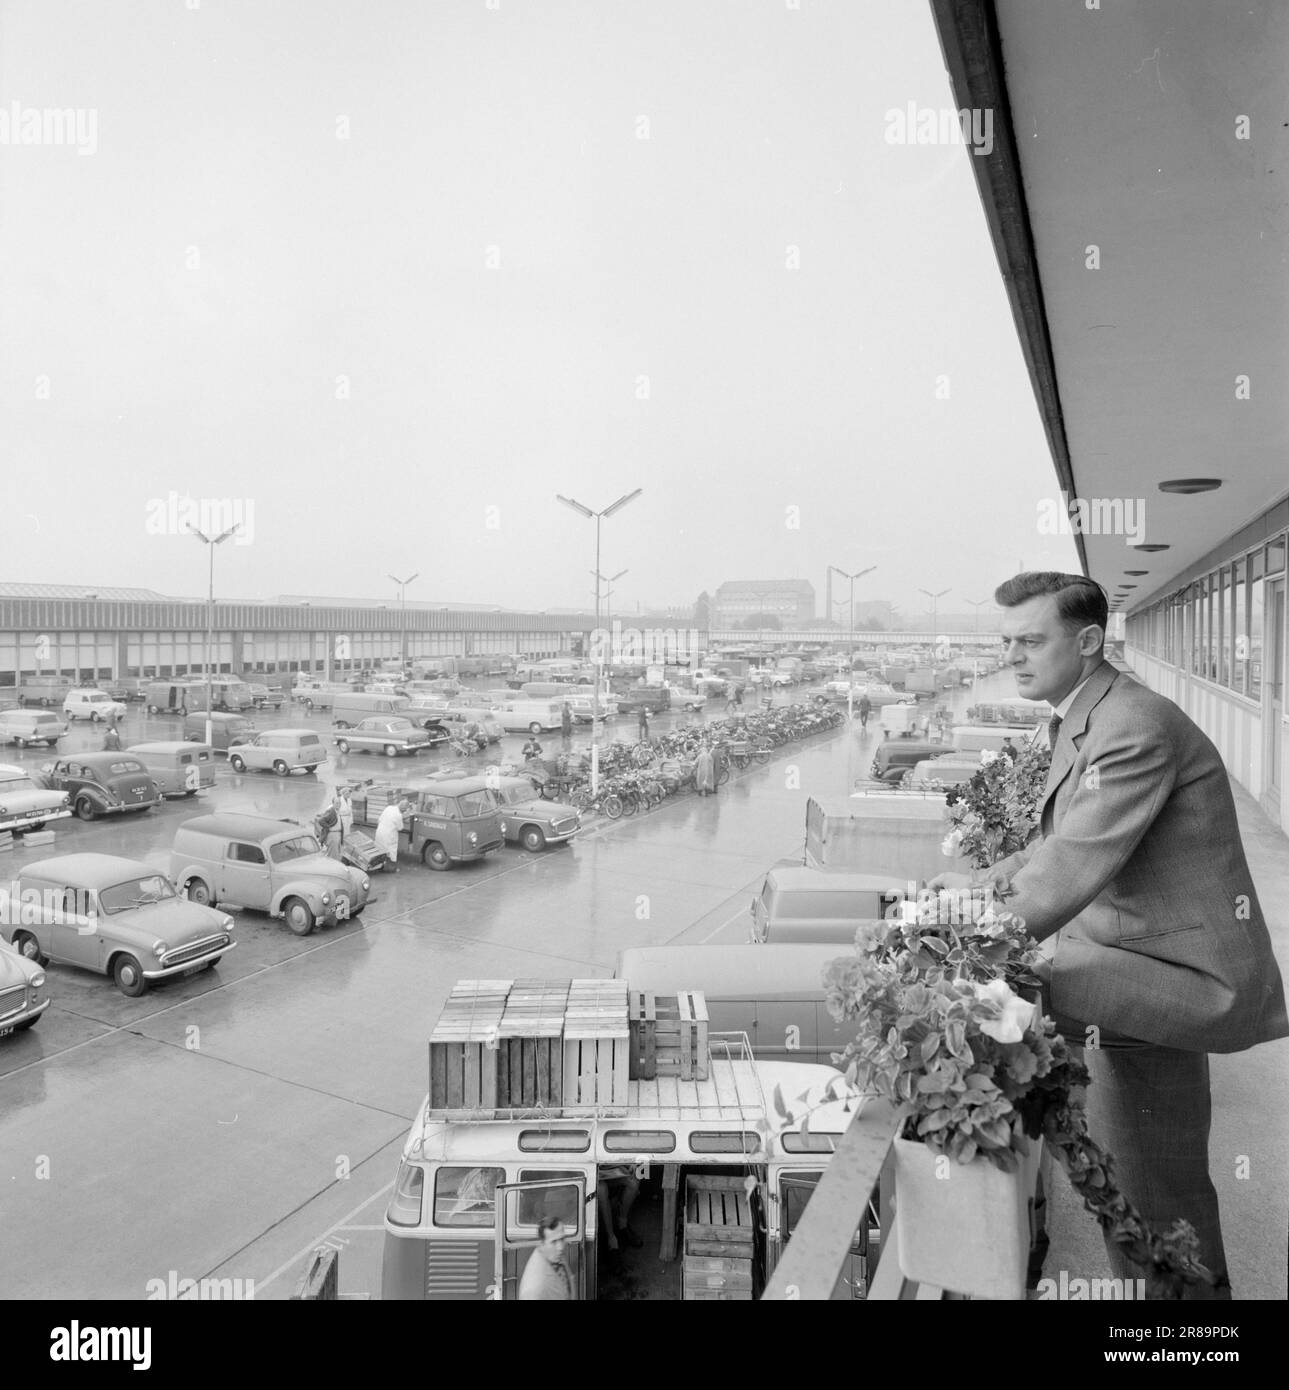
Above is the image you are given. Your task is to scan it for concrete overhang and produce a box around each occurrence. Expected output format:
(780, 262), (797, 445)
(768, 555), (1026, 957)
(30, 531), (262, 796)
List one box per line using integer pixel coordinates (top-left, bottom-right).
(931, 0), (1289, 615)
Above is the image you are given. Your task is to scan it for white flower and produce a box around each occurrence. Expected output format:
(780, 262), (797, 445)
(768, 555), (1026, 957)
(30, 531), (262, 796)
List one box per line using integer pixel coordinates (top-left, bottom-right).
(940, 828), (965, 857)
(979, 749), (1000, 766)
(973, 979), (1037, 1043)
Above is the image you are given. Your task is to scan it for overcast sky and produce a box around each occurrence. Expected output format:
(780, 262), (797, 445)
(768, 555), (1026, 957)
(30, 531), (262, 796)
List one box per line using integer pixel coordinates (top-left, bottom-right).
(0, 0), (1079, 620)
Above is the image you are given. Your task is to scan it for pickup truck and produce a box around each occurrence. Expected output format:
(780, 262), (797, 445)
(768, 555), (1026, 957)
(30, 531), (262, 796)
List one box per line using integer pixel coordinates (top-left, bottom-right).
(349, 777), (505, 870)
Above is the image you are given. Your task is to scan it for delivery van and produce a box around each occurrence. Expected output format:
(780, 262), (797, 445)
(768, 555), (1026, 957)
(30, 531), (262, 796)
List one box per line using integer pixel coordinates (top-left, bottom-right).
(333, 692), (411, 728)
(749, 865), (906, 944)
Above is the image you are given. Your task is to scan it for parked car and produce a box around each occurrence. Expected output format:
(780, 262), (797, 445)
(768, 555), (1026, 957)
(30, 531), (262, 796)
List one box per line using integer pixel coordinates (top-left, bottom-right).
(332, 693), (411, 728)
(564, 693), (608, 724)
(0, 708), (66, 748)
(182, 711), (256, 751)
(0, 854), (235, 997)
(333, 717), (434, 757)
(37, 753), (162, 821)
(245, 683), (285, 710)
(227, 729), (327, 776)
(749, 866), (907, 944)
(0, 763), (72, 833)
(490, 775), (581, 852)
(615, 687), (672, 715)
(870, 740), (948, 786)
(0, 935), (51, 1036)
(434, 708), (505, 742)
(402, 696), (453, 729)
(126, 742), (216, 798)
(17, 676), (70, 707)
(169, 814), (371, 935)
(62, 688), (129, 723)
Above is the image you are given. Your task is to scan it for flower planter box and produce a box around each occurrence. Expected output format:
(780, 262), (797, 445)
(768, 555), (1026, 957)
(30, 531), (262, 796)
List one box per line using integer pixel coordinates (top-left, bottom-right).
(891, 1136), (1041, 1300)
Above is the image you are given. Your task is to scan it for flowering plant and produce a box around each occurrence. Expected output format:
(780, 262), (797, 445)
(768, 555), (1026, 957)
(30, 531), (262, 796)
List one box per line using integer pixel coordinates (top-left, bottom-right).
(822, 891), (1213, 1297)
(941, 741), (1050, 869)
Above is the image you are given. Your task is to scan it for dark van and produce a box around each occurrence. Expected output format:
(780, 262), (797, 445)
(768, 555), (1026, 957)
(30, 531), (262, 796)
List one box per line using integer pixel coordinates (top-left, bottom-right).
(870, 740), (946, 785)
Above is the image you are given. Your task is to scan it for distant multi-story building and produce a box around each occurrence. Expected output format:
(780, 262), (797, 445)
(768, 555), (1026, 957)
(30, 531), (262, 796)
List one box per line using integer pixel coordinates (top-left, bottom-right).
(713, 579), (815, 628)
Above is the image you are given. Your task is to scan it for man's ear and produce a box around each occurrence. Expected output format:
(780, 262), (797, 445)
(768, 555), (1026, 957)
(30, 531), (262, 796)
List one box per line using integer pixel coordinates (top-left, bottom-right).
(1079, 625), (1104, 657)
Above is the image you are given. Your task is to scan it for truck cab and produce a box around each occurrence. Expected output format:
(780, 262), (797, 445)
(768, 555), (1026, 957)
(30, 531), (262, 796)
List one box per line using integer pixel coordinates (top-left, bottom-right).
(351, 777), (505, 871)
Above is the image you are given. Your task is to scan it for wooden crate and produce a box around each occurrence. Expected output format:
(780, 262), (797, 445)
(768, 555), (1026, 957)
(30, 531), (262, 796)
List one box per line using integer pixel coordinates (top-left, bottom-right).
(496, 979), (569, 1108)
(629, 990), (709, 1081)
(561, 979), (629, 1108)
(682, 1175), (754, 1301)
(427, 980), (511, 1110)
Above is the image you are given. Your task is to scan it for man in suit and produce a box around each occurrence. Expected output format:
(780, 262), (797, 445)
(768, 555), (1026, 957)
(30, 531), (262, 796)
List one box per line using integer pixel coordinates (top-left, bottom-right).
(932, 571), (1287, 1299)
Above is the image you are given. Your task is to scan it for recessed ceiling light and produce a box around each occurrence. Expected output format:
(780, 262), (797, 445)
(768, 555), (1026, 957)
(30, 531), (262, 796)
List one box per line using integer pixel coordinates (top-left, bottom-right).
(1132, 544), (1170, 552)
(1123, 570), (1149, 576)
(1119, 584), (1138, 589)
(1158, 478), (1222, 494)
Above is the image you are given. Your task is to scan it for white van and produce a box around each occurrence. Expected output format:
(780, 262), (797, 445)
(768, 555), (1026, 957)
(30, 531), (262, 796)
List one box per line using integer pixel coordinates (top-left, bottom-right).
(63, 689), (128, 723)
(495, 699), (564, 734)
(333, 692), (410, 728)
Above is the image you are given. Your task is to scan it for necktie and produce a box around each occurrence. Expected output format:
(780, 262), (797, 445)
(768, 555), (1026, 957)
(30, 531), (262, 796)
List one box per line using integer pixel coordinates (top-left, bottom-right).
(552, 1262), (571, 1298)
(1048, 714), (1062, 750)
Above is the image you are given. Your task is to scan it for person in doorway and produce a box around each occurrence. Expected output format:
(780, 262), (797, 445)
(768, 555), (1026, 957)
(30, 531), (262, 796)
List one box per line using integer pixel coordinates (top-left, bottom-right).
(857, 693), (871, 730)
(374, 796), (412, 873)
(597, 1166), (642, 1270)
(517, 1217), (575, 1301)
(694, 743), (716, 796)
(930, 571), (1288, 1300)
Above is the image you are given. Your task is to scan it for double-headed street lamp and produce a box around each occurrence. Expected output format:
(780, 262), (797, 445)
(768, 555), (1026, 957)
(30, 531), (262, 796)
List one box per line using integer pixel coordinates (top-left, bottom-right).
(591, 568), (628, 637)
(557, 489), (643, 788)
(188, 523), (241, 749)
(389, 572), (420, 673)
(964, 597), (994, 702)
(831, 565), (877, 791)
(920, 587), (950, 651)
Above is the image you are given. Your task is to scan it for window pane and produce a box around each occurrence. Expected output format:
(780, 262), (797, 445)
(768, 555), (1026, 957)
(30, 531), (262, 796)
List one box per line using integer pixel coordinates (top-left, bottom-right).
(1220, 570), (1231, 686)
(433, 1166), (503, 1228)
(1232, 561), (1247, 693)
(1250, 577), (1264, 699)
(1268, 536), (1286, 575)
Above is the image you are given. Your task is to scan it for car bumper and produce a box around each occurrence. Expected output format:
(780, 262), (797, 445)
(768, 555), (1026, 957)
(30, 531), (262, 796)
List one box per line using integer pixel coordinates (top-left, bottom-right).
(0, 991), (50, 1035)
(99, 797), (163, 814)
(456, 839), (504, 861)
(143, 942), (235, 980)
(2, 808), (72, 832)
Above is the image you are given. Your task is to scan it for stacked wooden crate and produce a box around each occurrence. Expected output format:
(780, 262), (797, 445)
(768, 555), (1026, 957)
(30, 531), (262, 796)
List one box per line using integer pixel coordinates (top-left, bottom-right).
(628, 990), (709, 1081)
(427, 980), (510, 1111)
(496, 979), (569, 1108)
(562, 979), (630, 1109)
(682, 1175), (755, 1300)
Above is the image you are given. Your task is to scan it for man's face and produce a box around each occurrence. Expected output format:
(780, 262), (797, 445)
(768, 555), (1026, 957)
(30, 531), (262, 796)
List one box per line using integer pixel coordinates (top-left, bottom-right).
(538, 1224), (568, 1264)
(999, 594), (1099, 704)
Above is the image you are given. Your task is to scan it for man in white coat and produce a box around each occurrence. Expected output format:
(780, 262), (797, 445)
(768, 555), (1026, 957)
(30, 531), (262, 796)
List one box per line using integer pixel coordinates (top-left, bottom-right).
(375, 796), (411, 873)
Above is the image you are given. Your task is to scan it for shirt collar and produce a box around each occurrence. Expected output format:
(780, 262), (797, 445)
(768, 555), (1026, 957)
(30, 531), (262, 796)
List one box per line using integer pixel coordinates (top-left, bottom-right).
(1051, 675), (1092, 721)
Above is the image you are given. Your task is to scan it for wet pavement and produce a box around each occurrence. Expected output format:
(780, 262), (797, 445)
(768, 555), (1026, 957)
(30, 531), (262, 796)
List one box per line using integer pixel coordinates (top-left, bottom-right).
(4, 670), (1281, 1300)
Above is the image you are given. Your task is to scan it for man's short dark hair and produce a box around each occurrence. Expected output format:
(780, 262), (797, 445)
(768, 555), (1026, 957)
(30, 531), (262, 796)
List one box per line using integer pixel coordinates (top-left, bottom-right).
(538, 1216), (564, 1239)
(994, 571), (1108, 636)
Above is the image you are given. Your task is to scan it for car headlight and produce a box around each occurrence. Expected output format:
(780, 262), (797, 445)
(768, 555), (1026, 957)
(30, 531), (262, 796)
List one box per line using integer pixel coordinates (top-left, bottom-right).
(468, 832), (478, 844)
(221, 916), (234, 932)
(153, 940), (169, 956)
(361, 877), (370, 891)
(30, 971), (46, 989)
(320, 892), (331, 906)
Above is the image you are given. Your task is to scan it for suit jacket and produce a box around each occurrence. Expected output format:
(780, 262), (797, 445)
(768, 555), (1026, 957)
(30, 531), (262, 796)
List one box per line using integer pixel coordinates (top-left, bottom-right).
(988, 660), (1288, 1053)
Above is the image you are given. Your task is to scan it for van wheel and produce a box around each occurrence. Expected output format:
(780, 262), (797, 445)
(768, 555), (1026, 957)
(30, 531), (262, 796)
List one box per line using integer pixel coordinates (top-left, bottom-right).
(336, 739), (350, 754)
(113, 954), (148, 997)
(520, 826), (546, 853)
(529, 722), (543, 735)
(90, 710), (102, 722)
(303, 698), (314, 711)
(148, 704), (160, 715)
(75, 797), (96, 821)
(334, 720), (350, 730)
(383, 744), (398, 758)
(13, 931), (46, 966)
(283, 897), (315, 935)
(186, 878), (215, 907)
(229, 754), (247, 772)
(423, 842), (451, 871)
(273, 759), (289, 777)
(13, 737), (25, 749)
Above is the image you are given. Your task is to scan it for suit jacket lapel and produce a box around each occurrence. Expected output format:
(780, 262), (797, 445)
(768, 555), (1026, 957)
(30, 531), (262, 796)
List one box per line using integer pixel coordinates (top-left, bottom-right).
(1041, 660), (1118, 813)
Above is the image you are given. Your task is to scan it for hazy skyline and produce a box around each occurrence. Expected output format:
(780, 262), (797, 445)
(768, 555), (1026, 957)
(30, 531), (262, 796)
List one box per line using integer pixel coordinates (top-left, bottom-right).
(1, 0), (1080, 618)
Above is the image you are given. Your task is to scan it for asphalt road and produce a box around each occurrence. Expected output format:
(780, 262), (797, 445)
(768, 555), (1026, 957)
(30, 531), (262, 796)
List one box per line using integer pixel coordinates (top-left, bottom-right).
(0, 674), (1012, 1300)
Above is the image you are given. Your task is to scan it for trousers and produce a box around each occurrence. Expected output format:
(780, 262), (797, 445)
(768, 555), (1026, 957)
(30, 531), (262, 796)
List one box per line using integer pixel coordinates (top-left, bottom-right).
(1081, 1041), (1232, 1300)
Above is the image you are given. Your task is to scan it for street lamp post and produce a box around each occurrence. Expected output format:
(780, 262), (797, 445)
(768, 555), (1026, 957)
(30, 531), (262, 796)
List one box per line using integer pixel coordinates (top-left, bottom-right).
(919, 587), (950, 652)
(591, 568), (627, 647)
(188, 524), (241, 749)
(557, 489), (643, 790)
(964, 598), (992, 704)
(831, 565), (876, 791)
(389, 572), (419, 674)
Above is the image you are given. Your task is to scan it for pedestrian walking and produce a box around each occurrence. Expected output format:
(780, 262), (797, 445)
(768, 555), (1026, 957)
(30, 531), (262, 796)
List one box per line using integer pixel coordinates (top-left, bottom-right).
(336, 785), (354, 843)
(637, 706), (650, 743)
(374, 796), (411, 873)
(102, 715), (122, 751)
(561, 701), (573, 746)
(857, 694), (871, 730)
(694, 744), (716, 796)
(316, 798), (342, 859)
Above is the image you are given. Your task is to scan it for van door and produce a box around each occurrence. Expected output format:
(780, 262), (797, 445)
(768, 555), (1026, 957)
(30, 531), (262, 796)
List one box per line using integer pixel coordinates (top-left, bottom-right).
(492, 1176), (588, 1299)
(772, 1169), (877, 1300)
